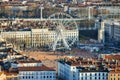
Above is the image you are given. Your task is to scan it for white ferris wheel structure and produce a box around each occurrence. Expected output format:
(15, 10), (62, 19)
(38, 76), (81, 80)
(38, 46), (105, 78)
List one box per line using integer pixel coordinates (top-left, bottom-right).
(46, 12), (79, 51)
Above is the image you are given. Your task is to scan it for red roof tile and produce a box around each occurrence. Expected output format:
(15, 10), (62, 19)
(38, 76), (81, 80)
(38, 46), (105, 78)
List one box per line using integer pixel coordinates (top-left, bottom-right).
(109, 69), (120, 73)
(18, 65), (55, 71)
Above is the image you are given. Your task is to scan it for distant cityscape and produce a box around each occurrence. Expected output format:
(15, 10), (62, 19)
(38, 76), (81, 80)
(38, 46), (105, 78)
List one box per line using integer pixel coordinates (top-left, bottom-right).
(0, 0), (120, 80)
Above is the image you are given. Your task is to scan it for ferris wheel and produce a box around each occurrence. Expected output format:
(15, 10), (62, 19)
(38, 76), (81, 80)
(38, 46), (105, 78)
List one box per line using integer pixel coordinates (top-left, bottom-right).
(44, 12), (78, 51)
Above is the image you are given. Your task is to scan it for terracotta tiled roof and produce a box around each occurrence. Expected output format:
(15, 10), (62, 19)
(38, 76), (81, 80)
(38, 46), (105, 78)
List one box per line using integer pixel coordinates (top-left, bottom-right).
(71, 62), (80, 66)
(104, 55), (120, 60)
(109, 69), (120, 73)
(18, 65), (55, 71)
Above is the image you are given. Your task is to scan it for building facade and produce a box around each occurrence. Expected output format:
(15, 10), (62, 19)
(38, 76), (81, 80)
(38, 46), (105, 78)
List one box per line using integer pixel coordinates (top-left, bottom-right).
(18, 60), (56, 80)
(104, 21), (120, 43)
(98, 21), (105, 43)
(1, 29), (78, 49)
(78, 70), (108, 80)
(108, 69), (120, 80)
(19, 66), (56, 80)
(58, 60), (78, 80)
(58, 58), (108, 80)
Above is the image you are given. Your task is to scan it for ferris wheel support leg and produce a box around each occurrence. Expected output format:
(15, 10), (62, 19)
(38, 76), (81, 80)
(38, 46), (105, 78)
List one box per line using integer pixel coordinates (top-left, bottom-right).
(60, 30), (71, 50)
(62, 37), (71, 50)
(52, 33), (60, 51)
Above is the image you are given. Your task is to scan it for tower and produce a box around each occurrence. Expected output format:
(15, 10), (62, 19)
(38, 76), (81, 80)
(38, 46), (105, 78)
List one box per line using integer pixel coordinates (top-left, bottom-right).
(98, 19), (105, 43)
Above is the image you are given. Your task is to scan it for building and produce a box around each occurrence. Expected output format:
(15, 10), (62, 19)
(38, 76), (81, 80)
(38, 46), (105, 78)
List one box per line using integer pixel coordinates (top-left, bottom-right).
(99, 54), (120, 60)
(108, 69), (120, 80)
(104, 20), (120, 43)
(98, 20), (105, 43)
(19, 66), (56, 80)
(17, 60), (42, 67)
(104, 21), (114, 42)
(18, 60), (56, 80)
(97, 20), (120, 44)
(78, 67), (108, 80)
(58, 57), (108, 80)
(1, 28), (78, 50)
(7, 60), (56, 80)
(0, 71), (6, 80)
(112, 22), (120, 42)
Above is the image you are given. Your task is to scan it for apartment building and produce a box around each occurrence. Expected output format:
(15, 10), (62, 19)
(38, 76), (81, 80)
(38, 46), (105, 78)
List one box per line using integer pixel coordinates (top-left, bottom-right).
(78, 67), (108, 80)
(108, 69), (120, 80)
(19, 66), (56, 80)
(104, 20), (120, 43)
(18, 60), (56, 80)
(58, 57), (108, 80)
(1, 28), (78, 49)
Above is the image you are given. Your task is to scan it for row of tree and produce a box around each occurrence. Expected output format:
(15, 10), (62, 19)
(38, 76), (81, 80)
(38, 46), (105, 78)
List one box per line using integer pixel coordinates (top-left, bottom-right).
(0, 5), (64, 18)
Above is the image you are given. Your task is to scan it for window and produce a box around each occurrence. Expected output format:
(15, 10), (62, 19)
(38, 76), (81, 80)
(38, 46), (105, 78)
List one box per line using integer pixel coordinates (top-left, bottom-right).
(23, 76), (24, 79)
(53, 76), (56, 78)
(103, 73), (104, 76)
(44, 76), (45, 78)
(95, 77), (96, 79)
(90, 73), (92, 76)
(40, 72), (42, 75)
(90, 77), (92, 80)
(103, 77), (104, 79)
(73, 74), (75, 77)
(32, 76), (33, 79)
(81, 77), (83, 80)
(95, 73), (97, 76)
(99, 73), (100, 76)
(36, 72), (38, 75)
(99, 77), (100, 79)
(81, 73), (83, 76)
